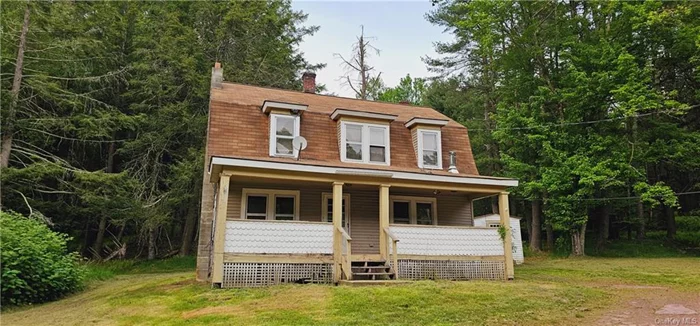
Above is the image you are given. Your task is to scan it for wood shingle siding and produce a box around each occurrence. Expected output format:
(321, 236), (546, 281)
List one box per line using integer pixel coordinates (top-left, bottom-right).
(207, 82), (480, 177)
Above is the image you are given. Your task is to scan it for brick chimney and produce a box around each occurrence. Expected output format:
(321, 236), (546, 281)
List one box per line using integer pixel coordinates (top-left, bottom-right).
(302, 71), (316, 93)
(211, 62), (223, 89)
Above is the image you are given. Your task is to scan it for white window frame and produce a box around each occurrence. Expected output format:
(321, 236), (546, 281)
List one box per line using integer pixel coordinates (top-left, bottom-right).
(339, 121), (390, 165)
(417, 129), (442, 169)
(241, 188), (301, 221)
(321, 193), (351, 230)
(389, 195), (438, 225)
(269, 114), (300, 158)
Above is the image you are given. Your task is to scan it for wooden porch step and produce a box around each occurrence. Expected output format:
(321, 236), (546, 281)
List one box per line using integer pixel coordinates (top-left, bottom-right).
(349, 259), (396, 281)
(352, 272), (394, 276)
(339, 280), (412, 287)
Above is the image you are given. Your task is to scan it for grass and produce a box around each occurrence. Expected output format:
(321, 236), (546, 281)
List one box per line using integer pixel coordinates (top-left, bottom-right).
(4, 256), (699, 326)
(82, 255), (196, 283)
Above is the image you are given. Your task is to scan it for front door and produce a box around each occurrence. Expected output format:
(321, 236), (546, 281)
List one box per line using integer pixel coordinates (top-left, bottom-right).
(324, 193), (350, 233)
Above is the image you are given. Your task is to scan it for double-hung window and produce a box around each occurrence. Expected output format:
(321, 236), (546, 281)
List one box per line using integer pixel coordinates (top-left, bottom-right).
(242, 189), (300, 221)
(340, 122), (390, 165)
(389, 196), (437, 225)
(269, 114), (300, 157)
(417, 129), (442, 169)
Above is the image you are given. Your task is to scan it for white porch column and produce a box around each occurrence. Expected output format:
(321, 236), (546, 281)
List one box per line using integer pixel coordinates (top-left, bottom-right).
(332, 182), (344, 283)
(498, 191), (515, 280)
(211, 171), (232, 285)
(379, 184), (390, 259)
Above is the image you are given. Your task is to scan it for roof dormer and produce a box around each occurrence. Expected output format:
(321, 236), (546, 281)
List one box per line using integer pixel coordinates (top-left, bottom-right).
(331, 108), (397, 166)
(404, 117), (449, 170)
(262, 101), (308, 158)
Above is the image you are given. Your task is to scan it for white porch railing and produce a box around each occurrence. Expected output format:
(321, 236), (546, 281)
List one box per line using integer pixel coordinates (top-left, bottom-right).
(388, 225), (504, 256)
(224, 220), (333, 254)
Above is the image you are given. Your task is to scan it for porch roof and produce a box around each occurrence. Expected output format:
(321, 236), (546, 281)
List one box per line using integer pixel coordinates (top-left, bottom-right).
(209, 156), (518, 189)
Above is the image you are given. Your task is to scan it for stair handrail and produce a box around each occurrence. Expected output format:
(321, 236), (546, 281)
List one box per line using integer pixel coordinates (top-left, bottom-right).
(383, 227), (399, 279)
(337, 226), (353, 280)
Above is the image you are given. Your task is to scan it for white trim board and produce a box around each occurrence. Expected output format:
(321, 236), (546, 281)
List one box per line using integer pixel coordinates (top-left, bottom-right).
(330, 108), (398, 121)
(261, 101), (308, 114)
(210, 156), (519, 187)
(404, 118), (449, 128)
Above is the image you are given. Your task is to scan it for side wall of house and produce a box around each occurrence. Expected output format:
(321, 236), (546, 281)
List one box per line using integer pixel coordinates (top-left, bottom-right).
(223, 182), (473, 256)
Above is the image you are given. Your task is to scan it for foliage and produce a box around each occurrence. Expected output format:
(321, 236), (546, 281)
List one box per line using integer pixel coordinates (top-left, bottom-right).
(376, 74), (428, 105)
(1, 1), (322, 259)
(0, 211), (84, 306)
(426, 0), (700, 254)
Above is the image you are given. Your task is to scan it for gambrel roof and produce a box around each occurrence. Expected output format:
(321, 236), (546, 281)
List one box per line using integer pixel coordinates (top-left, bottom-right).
(207, 82), (485, 177)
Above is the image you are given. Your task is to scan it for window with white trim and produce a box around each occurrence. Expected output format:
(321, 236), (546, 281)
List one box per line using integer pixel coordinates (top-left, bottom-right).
(417, 129), (442, 169)
(241, 189), (300, 220)
(389, 196), (438, 225)
(269, 114), (300, 157)
(340, 121), (390, 165)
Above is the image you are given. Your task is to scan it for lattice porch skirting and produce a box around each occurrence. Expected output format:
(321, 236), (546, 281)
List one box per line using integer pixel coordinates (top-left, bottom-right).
(395, 259), (505, 280)
(222, 262), (333, 288)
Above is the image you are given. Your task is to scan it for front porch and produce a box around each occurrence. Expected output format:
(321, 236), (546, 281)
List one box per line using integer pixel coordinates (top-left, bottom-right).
(208, 161), (516, 288)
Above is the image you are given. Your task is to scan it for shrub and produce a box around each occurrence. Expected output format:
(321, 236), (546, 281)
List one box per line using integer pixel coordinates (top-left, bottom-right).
(676, 216), (700, 232)
(1, 211), (84, 306)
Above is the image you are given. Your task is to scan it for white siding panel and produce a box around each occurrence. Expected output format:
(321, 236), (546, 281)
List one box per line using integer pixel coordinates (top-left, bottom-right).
(224, 220), (333, 254)
(389, 226), (504, 256)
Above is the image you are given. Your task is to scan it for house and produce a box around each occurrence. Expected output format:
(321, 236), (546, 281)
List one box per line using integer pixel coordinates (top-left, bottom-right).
(473, 214), (524, 264)
(196, 63), (519, 287)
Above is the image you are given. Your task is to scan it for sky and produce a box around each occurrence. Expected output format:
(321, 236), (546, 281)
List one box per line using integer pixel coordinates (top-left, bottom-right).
(291, 1), (453, 97)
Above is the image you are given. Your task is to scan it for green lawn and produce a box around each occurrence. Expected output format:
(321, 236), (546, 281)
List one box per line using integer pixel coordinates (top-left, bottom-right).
(3, 256), (699, 326)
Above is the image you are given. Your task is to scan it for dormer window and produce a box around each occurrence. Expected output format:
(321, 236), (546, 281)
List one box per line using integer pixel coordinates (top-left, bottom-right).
(261, 100), (307, 158)
(418, 129), (442, 169)
(405, 117), (448, 170)
(332, 108), (396, 166)
(269, 114), (299, 157)
(340, 121), (390, 165)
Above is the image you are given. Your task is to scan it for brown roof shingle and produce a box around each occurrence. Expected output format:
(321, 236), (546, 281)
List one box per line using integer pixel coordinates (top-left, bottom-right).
(207, 82), (480, 176)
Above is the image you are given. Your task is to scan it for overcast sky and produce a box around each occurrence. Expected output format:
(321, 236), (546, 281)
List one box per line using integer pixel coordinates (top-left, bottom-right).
(291, 1), (453, 97)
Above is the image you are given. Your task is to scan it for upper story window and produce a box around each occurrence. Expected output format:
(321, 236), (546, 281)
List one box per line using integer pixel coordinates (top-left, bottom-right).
(262, 100), (307, 158)
(340, 121), (390, 165)
(269, 114), (300, 157)
(417, 129), (442, 169)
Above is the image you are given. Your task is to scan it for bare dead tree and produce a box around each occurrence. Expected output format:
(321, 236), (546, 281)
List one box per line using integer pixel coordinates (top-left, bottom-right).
(334, 25), (381, 100)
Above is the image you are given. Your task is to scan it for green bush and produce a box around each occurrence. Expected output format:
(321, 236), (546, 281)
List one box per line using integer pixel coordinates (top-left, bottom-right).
(1, 211), (84, 306)
(676, 216), (700, 232)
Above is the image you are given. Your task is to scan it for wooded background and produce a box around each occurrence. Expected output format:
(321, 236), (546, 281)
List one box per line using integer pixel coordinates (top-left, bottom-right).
(2, 0), (698, 259)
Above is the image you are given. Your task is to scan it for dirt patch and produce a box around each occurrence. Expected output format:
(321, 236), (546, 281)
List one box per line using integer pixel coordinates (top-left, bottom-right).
(592, 286), (699, 326)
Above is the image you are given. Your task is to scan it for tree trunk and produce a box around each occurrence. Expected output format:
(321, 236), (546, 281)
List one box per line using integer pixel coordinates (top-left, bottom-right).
(1, 4), (30, 168)
(524, 202), (532, 247)
(180, 207), (197, 256)
(571, 223), (587, 256)
(545, 222), (554, 251)
(106, 141), (116, 172)
(596, 204), (610, 251)
(636, 200), (645, 239)
(665, 204), (676, 239)
(147, 227), (157, 260)
(491, 197), (499, 214)
(92, 215), (108, 259)
(530, 199), (542, 252)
